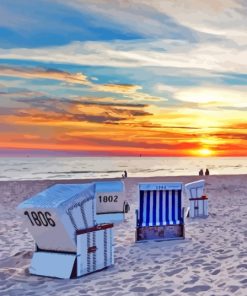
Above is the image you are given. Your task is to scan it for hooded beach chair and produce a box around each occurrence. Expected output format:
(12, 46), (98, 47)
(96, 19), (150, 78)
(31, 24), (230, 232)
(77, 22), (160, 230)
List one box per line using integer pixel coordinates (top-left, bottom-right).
(17, 184), (114, 279)
(94, 181), (130, 224)
(184, 180), (208, 218)
(135, 182), (185, 242)
(17, 181), (130, 279)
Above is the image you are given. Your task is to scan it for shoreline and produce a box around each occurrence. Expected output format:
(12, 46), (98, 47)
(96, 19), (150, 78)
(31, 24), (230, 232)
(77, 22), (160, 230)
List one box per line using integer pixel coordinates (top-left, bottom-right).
(1, 173), (247, 184)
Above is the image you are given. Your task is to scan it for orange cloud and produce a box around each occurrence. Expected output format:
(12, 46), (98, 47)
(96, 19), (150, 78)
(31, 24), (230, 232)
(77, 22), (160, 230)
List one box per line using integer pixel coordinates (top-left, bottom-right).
(1, 114), (247, 156)
(1, 81), (247, 156)
(93, 83), (142, 93)
(93, 83), (163, 102)
(0, 65), (91, 85)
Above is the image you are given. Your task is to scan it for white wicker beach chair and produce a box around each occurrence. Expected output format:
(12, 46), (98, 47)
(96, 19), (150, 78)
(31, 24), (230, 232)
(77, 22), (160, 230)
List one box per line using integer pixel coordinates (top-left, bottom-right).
(184, 180), (208, 218)
(17, 184), (114, 279)
(94, 181), (130, 224)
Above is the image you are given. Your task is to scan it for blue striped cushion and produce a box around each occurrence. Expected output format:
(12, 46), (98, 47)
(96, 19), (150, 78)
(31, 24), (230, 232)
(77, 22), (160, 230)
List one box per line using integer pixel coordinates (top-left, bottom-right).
(139, 189), (183, 227)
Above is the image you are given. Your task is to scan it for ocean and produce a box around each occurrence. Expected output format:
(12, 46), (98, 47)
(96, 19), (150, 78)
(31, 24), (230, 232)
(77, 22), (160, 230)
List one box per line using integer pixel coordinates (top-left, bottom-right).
(0, 157), (246, 181)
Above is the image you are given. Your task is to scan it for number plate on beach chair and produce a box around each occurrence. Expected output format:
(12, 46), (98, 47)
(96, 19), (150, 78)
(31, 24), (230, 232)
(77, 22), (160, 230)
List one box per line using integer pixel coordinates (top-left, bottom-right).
(95, 181), (128, 224)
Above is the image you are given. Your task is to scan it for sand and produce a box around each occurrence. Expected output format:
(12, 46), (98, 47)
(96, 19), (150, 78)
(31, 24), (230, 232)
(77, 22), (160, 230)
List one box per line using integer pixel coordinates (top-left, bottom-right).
(0, 175), (247, 296)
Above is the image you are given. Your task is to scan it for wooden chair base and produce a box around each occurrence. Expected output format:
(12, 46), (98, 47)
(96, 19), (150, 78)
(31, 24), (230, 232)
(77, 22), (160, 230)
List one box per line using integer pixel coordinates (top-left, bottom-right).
(136, 224), (185, 242)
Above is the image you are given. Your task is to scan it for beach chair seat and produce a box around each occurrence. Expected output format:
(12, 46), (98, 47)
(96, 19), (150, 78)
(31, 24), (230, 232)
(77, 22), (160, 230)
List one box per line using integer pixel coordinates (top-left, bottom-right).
(136, 182), (185, 242)
(184, 180), (208, 218)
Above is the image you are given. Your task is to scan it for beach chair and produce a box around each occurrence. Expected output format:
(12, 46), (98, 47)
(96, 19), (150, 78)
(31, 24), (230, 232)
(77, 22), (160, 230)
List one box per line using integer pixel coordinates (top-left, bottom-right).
(184, 180), (208, 218)
(17, 184), (114, 279)
(95, 181), (130, 224)
(135, 182), (185, 242)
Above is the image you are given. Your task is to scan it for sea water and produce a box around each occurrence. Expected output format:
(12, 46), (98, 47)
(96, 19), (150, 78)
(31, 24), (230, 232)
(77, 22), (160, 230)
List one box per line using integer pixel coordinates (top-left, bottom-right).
(0, 157), (246, 181)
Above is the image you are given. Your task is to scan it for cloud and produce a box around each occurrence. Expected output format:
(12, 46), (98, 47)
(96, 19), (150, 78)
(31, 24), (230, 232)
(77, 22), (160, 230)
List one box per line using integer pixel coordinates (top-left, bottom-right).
(10, 94), (152, 125)
(147, 0), (247, 45)
(133, 122), (200, 130)
(15, 96), (148, 110)
(1, 0), (246, 77)
(154, 83), (247, 109)
(212, 132), (247, 141)
(94, 83), (142, 94)
(58, 0), (247, 51)
(0, 4), (34, 31)
(155, 84), (178, 93)
(22, 134), (41, 140)
(1, 37), (246, 75)
(10, 90), (244, 135)
(0, 89), (41, 98)
(228, 123), (247, 130)
(71, 97), (148, 108)
(7, 108), (121, 125)
(0, 65), (90, 85)
(17, 110), (126, 124)
(173, 86), (247, 108)
(1, 1), (247, 76)
(1, 90), (246, 155)
(56, 0), (196, 39)
(0, 107), (21, 116)
(93, 83), (163, 101)
(61, 133), (202, 151)
(0, 65), (164, 103)
(59, 0), (247, 43)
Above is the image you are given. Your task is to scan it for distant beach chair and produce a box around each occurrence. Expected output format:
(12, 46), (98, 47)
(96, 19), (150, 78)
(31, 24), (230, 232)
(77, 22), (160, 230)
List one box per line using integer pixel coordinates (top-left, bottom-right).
(135, 182), (186, 242)
(184, 180), (208, 218)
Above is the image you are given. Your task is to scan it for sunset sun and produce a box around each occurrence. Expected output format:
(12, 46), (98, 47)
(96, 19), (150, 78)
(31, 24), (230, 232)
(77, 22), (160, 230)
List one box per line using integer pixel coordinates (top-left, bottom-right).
(198, 148), (213, 156)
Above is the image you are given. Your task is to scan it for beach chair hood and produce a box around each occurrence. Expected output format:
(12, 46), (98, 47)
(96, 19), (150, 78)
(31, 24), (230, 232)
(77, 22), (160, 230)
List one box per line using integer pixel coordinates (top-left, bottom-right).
(17, 183), (96, 252)
(184, 180), (205, 199)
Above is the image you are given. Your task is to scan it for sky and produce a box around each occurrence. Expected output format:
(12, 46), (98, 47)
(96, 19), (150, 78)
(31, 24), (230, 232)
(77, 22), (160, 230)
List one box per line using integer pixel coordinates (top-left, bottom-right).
(0, 0), (247, 157)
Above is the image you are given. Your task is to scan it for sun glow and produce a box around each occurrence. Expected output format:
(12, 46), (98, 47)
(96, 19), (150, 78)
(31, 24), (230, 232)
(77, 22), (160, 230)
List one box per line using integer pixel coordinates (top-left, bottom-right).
(198, 148), (213, 156)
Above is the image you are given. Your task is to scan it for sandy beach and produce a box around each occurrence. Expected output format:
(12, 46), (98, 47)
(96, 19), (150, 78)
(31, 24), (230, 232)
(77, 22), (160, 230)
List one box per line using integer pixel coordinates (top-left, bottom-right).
(0, 175), (246, 296)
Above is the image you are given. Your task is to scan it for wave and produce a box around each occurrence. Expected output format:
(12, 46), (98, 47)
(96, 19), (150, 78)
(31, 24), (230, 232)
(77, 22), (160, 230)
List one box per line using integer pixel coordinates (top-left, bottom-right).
(0, 157), (246, 181)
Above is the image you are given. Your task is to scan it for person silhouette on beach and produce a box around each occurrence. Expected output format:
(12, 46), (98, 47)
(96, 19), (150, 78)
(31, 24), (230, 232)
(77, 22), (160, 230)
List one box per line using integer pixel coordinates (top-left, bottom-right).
(199, 169), (204, 176)
(122, 170), (128, 178)
(205, 168), (210, 175)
